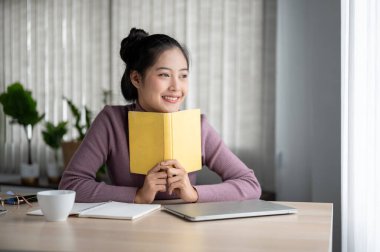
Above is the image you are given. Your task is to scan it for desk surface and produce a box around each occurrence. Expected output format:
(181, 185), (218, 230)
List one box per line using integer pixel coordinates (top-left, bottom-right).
(0, 201), (332, 252)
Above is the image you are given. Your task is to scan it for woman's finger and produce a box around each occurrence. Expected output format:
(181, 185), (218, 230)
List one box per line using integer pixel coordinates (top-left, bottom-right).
(166, 167), (184, 178)
(154, 177), (168, 185)
(161, 159), (184, 170)
(168, 181), (184, 195)
(147, 164), (161, 174)
(157, 185), (167, 193)
(167, 174), (182, 185)
(150, 171), (168, 180)
(148, 163), (168, 174)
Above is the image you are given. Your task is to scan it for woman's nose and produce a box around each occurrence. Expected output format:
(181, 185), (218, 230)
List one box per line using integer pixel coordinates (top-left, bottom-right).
(169, 77), (180, 91)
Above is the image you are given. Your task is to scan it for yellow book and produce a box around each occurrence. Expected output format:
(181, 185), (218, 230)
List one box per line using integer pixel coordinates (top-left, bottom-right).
(128, 109), (202, 175)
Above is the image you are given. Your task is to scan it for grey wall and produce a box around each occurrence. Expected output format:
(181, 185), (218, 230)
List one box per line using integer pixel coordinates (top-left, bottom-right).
(276, 0), (341, 251)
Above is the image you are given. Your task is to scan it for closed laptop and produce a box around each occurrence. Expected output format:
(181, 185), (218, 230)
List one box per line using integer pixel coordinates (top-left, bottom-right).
(162, 199), (297, 222)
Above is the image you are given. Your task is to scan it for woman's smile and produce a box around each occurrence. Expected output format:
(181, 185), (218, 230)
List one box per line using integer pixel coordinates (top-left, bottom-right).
(162, 95), (181, 103)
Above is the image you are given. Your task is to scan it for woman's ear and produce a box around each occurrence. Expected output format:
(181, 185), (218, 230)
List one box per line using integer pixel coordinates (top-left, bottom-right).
(130, 71), (142, 89)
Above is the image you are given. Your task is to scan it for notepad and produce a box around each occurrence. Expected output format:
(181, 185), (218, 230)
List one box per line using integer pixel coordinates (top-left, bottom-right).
(27, 201), (161, 220)
(128, 109), (202, 175)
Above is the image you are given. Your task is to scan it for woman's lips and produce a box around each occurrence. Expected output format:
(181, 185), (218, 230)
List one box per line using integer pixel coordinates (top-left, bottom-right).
(162, 96), (180, 103)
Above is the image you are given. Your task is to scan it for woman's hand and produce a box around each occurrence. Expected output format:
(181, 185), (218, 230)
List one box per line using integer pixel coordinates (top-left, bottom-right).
(134, 164), (168, 204)
(163, 159), (199, 203)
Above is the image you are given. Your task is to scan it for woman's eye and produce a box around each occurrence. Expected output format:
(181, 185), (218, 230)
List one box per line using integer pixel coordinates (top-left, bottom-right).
(159, 73), (170, 77)
(180, 74), (188, 79)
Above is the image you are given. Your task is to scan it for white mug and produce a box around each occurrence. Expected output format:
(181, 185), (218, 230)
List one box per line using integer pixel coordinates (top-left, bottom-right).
(37, 190), (76, 221)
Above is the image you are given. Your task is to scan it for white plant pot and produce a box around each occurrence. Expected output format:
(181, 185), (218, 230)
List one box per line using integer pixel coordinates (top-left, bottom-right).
(47, 163), (61, 178)
(47, 163), (63, 184)
(20, 163), (39, 177)
(20, 163), (39, 185)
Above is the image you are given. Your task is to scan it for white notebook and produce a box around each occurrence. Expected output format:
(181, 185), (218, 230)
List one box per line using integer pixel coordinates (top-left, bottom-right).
(28, 201), (161, 220)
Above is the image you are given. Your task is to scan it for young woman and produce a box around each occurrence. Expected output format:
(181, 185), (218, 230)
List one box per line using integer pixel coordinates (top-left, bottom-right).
(59, 28), (261, 204)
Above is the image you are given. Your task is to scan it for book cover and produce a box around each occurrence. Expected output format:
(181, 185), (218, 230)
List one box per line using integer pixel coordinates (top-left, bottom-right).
(128, 109), (202, 175)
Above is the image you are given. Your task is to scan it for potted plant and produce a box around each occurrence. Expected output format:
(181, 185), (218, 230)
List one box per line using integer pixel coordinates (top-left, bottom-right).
(62, 91), (111, 182)
(61, 97), (92, 168)
(42, 121), (68, 184)
(0, 82), (44, 185)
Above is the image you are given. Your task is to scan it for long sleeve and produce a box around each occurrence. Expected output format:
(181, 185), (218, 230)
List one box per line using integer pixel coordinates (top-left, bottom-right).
(194, 115), (262, 202)
(59, 106), (139, 203)
(59, 105), (261, 203)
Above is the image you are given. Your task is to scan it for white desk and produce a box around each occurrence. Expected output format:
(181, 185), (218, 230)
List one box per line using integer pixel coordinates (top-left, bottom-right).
(0, 201), (332, 252)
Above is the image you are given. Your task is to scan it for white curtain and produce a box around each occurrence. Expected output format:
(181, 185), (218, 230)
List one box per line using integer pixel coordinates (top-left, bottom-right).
(0, 0), (276, 192)
(0, 0), (111, 173)
(341, 0), (380, 251)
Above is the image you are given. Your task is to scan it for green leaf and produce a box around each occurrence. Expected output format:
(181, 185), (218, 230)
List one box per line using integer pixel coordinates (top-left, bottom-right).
(63, 97), (81, 119)
(42, 121), (68, 149)
(63, 97), (93, 141)
(85, 106), (92, 130)
(0, 82), (44, 127)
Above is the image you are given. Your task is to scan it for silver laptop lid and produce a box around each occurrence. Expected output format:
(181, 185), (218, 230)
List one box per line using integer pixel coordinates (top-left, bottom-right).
(162, 199), (297, 221)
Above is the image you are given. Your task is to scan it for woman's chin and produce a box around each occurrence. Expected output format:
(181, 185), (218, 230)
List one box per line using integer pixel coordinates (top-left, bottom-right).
(161, 108), (180, 113)
(157, 101), (182, 113)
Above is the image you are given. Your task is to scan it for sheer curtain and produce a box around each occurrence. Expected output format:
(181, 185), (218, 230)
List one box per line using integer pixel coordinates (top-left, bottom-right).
(0, 0), (276, 192)
(0, 0), (111, 174)
(341, 0), (380, 251)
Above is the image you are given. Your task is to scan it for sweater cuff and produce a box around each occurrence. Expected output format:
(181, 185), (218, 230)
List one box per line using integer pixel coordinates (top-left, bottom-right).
(193, 184), (218, 203)
(122, 186), (139, 203)
(97, 184), (138, 203)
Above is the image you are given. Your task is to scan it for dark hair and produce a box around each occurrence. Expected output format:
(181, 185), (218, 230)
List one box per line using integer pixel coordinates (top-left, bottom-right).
(120, 28), (189, 102)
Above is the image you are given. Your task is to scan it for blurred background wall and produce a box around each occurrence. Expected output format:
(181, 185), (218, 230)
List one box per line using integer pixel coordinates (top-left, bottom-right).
(276, 1), (340, 250)
(0, 0), (277, 194)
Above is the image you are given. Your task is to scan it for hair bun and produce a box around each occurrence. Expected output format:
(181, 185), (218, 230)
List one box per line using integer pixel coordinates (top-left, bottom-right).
(120, 28), (149, 64)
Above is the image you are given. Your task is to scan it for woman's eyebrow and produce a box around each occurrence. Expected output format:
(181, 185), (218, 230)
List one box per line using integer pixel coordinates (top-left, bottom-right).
(155, 67), (171, 71)
(155, 67), (188, 71)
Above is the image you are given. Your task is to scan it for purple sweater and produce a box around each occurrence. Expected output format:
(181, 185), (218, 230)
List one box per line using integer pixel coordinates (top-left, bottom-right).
(59, 103), (261, 203)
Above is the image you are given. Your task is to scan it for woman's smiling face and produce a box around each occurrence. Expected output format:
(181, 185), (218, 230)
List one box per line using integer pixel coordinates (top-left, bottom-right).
(131, 47), (189, 113)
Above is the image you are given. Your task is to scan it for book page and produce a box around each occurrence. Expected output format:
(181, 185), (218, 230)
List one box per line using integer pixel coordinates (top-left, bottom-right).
(27, 202), (107, 216)
(78, 201), (161, 220)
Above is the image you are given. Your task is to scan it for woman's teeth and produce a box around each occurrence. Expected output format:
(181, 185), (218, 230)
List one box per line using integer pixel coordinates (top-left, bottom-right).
(162, 96), (179, 102)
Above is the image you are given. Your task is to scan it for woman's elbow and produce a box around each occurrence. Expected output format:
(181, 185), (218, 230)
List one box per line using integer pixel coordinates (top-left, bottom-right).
(244, 175), (262, 200)
(250, 180), (262, 199)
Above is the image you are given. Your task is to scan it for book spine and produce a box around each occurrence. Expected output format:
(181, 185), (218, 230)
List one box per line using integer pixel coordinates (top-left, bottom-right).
(163, 114), (173, 160)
